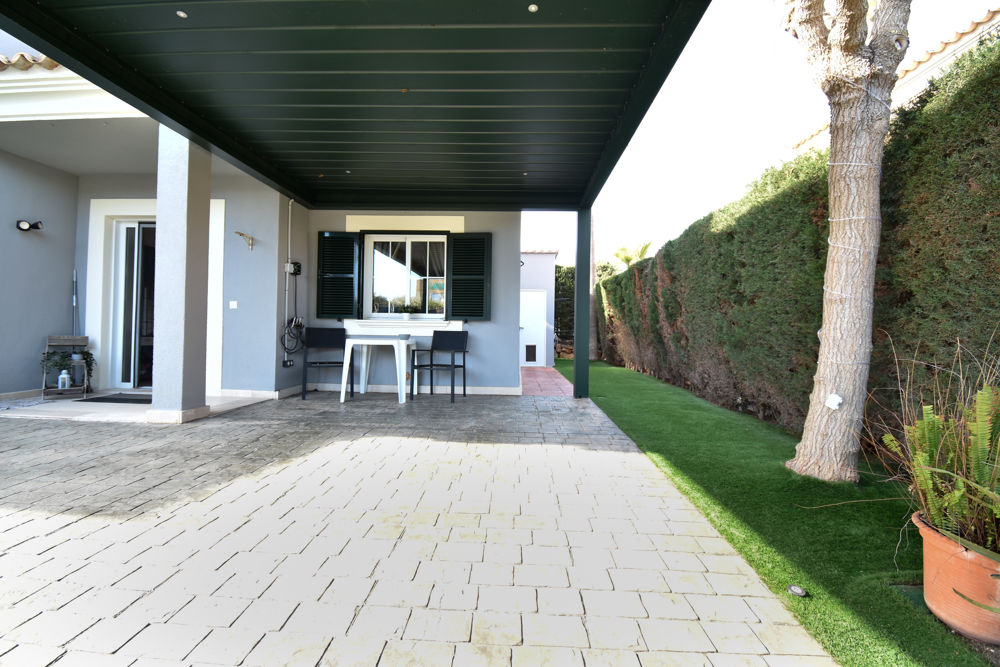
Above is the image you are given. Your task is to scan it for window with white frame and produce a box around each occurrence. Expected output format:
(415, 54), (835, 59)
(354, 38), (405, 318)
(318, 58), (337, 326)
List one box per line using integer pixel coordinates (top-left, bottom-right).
(363, 234), (446, 317)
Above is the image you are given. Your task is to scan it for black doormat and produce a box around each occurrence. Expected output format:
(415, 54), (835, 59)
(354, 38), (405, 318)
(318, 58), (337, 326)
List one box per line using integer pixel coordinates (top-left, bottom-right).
(77, 393), (152, 404)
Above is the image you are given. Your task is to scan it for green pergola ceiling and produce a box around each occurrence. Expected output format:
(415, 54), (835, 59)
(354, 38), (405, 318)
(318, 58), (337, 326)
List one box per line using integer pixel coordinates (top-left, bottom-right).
(0, 0), (709, 210)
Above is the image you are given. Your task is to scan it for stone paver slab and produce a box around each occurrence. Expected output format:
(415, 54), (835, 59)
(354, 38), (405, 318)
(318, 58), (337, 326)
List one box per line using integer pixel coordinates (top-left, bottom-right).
(455, 643), (512, 667)
(701, 622), (768, 654)
(184, 627), (264, 665)
(537, 588), (583, 615)
(379, 639), (455, 666)
(348, 605), (410, 639)
(117, 622), (210, 660)
(638, 619), (715, 653)
(0, 644), (65, 667)
(581, 590), (646, 618)
(318, 637), (386, 666)
(471, 611), (522, 646)
(403, 608), (472, 642)
(0, 397), (831, 666)
(241, 631), (332, 666)
(512, 645), (584, 666)
(521, 614), (588, 648)
(583, 648), (642, 667)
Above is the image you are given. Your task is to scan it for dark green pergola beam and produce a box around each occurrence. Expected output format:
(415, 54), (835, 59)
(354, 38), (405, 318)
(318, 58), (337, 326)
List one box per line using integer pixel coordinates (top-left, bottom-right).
(574, 208), (591, 399)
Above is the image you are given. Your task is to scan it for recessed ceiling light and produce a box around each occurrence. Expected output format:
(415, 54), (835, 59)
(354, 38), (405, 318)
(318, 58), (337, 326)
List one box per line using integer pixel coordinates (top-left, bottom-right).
(522, 172), (529, 176)
(317, 173), (324, 178)
(528, 4), (539, 13)
(176, 10), (188, 19)
(345, 170), (352, 174)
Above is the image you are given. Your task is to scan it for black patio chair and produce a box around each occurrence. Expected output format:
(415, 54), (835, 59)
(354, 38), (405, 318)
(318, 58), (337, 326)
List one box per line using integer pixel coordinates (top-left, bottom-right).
(410, 330), (468, 402)
(301, 327), (353, 399)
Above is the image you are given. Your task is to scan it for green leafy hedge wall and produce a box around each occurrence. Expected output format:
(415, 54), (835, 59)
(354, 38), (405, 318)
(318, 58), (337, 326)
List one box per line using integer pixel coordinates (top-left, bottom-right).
(596, 36), (1000, 433)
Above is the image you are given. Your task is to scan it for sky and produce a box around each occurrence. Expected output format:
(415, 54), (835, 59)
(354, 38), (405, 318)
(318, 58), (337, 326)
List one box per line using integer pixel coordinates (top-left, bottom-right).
(522, 0), (996, 264)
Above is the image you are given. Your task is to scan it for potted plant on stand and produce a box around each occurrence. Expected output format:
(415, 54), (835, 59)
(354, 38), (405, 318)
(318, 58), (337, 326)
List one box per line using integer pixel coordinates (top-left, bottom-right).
(40, 347), (95, 393)
(880, 361), (1000, 644)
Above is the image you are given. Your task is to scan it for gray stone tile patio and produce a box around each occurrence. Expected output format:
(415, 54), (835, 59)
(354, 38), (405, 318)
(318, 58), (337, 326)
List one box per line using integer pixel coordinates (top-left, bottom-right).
(0, 393), (833, 666)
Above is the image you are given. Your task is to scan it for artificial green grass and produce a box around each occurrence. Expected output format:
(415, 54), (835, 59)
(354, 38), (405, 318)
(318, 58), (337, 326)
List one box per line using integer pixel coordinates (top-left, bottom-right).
(556, 359), (986, 667)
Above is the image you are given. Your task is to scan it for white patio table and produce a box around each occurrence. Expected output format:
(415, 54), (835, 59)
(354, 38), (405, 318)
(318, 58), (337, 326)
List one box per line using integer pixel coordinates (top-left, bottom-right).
(340, 319), (464, 404)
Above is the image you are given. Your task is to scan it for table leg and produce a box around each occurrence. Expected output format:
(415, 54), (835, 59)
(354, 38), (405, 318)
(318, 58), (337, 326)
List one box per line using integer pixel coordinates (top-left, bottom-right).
(358, 344), (373, 394)
(393, 341), (406, 403)
(340, 342), (354, 403)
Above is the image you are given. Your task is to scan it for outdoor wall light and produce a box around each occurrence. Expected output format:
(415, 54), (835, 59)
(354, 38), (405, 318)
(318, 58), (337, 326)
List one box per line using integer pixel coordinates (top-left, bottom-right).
(16, 220), (43, 231)
(234, 230), (255, 251)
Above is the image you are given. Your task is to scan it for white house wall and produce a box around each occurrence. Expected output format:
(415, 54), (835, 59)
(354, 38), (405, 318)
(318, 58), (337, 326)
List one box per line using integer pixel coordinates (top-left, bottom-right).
(519, 252), (557, 367)
(0, 147), (78, 395)
(307, 210), (522, 394)
(0, 65), (142, 123)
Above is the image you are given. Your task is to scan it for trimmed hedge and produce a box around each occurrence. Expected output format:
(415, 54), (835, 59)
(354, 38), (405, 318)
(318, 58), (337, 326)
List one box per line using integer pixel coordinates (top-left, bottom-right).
(597, 36), (1000, 433)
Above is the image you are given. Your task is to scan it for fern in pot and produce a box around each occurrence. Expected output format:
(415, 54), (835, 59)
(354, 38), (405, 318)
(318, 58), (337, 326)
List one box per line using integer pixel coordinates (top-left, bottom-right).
(878, 349), (1000, 643)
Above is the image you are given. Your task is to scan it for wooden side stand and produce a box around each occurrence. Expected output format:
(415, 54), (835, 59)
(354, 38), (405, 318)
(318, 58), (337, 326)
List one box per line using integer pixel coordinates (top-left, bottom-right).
(42, 335), (89, 399)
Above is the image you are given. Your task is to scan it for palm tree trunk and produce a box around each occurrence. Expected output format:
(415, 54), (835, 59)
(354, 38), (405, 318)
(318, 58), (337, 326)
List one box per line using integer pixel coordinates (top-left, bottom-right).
(787, 85), (890, 483)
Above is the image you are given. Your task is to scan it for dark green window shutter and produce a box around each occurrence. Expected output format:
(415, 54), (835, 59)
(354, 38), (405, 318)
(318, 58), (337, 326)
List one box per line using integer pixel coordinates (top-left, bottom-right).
(317, 232), (359, 318)
(447, 232), (491, 321)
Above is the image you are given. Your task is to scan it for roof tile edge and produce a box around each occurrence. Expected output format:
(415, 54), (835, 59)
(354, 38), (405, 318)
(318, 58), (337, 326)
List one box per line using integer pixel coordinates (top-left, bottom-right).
(0, 53), (60, 72)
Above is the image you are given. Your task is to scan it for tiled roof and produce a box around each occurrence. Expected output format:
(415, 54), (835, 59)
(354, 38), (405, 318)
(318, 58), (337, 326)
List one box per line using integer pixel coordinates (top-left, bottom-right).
(793, 7), (1000, 151)
(897, 7), (1000, 79)
(0, 53), (59, 72)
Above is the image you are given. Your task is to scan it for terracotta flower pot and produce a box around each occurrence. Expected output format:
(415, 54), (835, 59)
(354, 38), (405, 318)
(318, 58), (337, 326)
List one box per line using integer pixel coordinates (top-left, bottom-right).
(913, 512), (1000, 644)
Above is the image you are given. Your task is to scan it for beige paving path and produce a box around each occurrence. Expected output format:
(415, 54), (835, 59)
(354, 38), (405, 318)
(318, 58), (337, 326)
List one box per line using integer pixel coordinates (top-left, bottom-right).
(0, 394), (834, 666)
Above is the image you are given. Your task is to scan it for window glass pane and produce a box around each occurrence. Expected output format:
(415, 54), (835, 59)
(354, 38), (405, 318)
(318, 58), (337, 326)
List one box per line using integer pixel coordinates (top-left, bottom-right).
(409, 278), (426, 312)
(429, 242), (445, 276)
(391, 241), (406, 264)
(368, 235), (446, 317)
(428, 241), (445, 314)
(372, 240), (406, 313)
(428, 278), (445, 314)
(411, 242), (428, 278)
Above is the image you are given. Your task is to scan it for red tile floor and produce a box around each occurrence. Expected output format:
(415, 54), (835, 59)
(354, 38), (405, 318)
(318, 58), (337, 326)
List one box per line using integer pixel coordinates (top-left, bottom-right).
(520, 365), (575, 396)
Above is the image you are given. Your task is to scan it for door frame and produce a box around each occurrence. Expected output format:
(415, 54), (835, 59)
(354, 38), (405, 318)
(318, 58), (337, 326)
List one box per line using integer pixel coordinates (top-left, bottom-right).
(109, 219), (154, 389)
(86, 199), (225, 393)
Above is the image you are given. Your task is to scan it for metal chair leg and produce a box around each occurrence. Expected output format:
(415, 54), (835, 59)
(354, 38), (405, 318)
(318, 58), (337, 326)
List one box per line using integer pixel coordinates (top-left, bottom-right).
(450, 351), (456, 402)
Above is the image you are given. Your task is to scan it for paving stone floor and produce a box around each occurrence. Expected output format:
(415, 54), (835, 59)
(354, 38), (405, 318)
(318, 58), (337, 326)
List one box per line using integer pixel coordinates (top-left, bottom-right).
(0, 393), (834, 666)
(519, 369), (573, 398)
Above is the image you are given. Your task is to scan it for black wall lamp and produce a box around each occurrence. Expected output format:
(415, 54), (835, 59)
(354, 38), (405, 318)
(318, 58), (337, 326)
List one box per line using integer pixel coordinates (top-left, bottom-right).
(16, 220), (43, 231)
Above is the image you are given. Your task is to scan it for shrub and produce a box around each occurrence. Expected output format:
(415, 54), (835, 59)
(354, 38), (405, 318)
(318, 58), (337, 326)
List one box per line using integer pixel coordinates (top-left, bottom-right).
(597, 35), (1000, 434)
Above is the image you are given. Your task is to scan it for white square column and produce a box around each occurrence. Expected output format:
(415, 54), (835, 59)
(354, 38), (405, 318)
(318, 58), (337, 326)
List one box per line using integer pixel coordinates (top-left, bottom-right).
(148, 125), (212, 423)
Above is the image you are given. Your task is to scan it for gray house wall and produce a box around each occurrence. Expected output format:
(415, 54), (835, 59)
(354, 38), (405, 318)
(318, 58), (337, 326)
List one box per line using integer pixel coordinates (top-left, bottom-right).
(271, 197), (310, 392)
(0, 149), (79, 395)
(3, 151), (521, 397)
(72, 171), (292, 394)
(74, 174), (157, 323)
(306, 210), (521, 392)
(519, 252), (556, 367)
(214, 174), (282, 392)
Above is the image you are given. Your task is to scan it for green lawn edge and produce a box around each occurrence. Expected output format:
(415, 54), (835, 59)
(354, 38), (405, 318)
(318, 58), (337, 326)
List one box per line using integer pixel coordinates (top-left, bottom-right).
(556, 359), (985, 666)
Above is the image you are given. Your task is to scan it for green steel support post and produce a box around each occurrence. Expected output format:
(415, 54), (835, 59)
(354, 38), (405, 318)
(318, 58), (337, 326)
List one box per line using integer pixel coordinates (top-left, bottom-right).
(574, 209), (591, 398)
